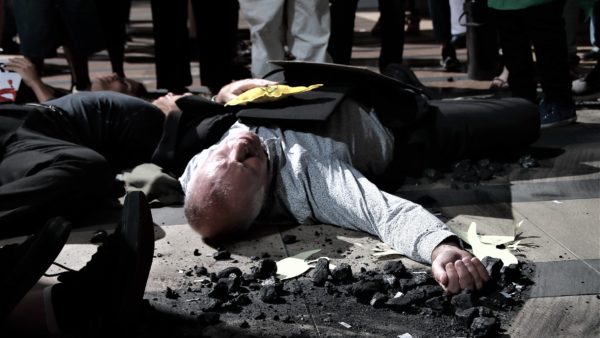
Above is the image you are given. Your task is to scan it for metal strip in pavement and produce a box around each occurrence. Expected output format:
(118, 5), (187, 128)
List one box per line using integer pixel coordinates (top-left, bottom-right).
(397, 178), (599, 207)
(529, 259), (600, 298)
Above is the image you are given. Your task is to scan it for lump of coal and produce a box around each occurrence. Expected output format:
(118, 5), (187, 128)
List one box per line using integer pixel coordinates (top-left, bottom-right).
(217, 266), (242, 279)
(470, 316), (498, 337)
(197, 312), (220, 326)
(398, 273), (435, 292)
(331, 263), (353, 283)
(231, 294), (252, 306)
(455, 307), (479, 326)
(478, 306), (494, 318)
(282, 234), (297, 244)
(501, 264), (521, 283)
(383, 260), (407, 277)
(518, 155), (539, 168)
(476, 166), (493, 181)
(219, 276), (241, 293)
(202, 299), (223, 312)
(489, 162), (505, 173)
(382, 274), (399, 288)
(165, 287), (180, 299)
(208, 281), (229, 300)
(423, 168), (443, 181)
(252, 259), (277, 279)
(370, 292), (388, 308)
(260, 284), (280, 303)
(424, 296), (447, 312)
(453, 160), (479, 182)
(213, 250), (231, 260)
(481, 257), (503, 280)
(254, 312), (266, 320)
(312, 258), (330, 286)
(324, 281), (337, 295)
(451, 289), (476, 311)
(352, 279), (386, 304)
(193, 266), (208, 276)
(240, 321), (250, 329)
(385, 290), (422, 311)
(90, 230), (108, 244)
(193, 249), (202, 256)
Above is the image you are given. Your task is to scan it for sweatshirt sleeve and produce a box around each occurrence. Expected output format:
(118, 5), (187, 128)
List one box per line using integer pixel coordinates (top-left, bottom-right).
(285, 156), (456, 264)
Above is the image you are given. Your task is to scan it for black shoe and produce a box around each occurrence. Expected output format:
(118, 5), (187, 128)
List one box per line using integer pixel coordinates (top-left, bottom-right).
(0, 217), (71, 321)
(539, 99), (577, 129)
(441, 56), (462, 72)
(52, 191), (154, 335)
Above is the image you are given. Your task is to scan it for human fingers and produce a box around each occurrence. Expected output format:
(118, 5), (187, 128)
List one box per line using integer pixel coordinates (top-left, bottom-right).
(445, 262), (460, 294)
(432, 259), (449, 288)
(454, 259), (475, 291)
(462, 257), (483, 290)
(471, 257), (489, 282)
(231, 78), (277, 94)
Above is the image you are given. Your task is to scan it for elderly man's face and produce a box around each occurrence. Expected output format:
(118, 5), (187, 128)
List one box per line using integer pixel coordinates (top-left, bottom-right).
(191, 130), (270, 233)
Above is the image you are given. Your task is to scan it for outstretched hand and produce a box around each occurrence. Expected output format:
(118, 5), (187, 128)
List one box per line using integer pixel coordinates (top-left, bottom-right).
(431, 242), (489, 294)
(215, 78), (278, 104)
(5, 57), (42, 87)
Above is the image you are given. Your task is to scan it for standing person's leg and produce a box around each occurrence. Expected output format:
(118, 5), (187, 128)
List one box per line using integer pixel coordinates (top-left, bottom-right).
(95, 0), (132, 77)
(491, 8), (537, 103)
(150, 0), (192, 92)
(288, 0), (331, 65)
(563, 0), (579, 67)
(527, 1), (571, 103)
(378, 0), (406, 72)
(56, 0), (105, 91)
(328, 0), (359, 65)
(427, 0), (458, 70)
(191, 0), (239, 94)
(526, 0), (575, 127)
(239, 0), (286, 78)
(12, 0), (61, 75)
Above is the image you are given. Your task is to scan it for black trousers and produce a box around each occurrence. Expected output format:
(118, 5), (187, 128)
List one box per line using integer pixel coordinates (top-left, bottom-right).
(490, 0), (571, 103)
(328, 0), (405, 70)
(0, 92), (164, 238)
(150, 0), (239, 93)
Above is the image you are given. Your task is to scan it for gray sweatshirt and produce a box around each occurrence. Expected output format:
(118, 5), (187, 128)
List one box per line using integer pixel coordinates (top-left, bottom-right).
(180, 98), (455, 263)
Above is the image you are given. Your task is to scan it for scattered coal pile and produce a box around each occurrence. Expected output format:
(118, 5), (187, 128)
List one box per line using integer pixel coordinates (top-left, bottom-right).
(415, 155), (541, 189)
(139, 255), (533, 337)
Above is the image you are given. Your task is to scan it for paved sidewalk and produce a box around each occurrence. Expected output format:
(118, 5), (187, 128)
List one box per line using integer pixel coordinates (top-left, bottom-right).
(5, 1), (599, 336)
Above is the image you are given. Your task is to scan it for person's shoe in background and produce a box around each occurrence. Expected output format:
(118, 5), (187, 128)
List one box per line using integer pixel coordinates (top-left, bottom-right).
(441, 56), (462, 72)
(441, 43), (461, 72)
(539, 99), (577, 129)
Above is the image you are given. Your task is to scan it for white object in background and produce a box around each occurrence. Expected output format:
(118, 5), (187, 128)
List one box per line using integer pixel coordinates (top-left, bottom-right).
(450, 0), (467, 36)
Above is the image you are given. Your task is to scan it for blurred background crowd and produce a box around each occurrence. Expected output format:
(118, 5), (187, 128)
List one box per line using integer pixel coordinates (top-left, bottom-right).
(1, 0), (598, 126)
